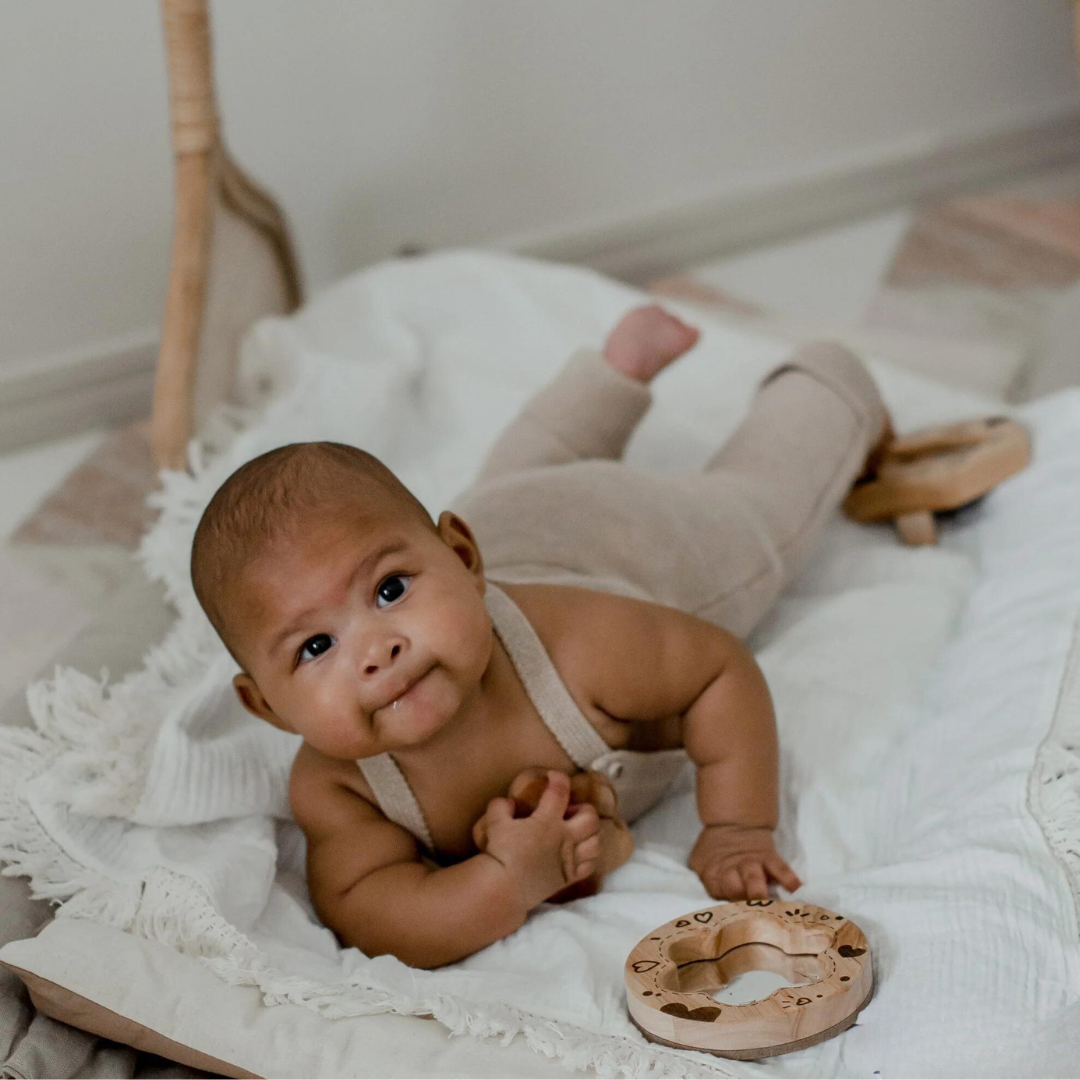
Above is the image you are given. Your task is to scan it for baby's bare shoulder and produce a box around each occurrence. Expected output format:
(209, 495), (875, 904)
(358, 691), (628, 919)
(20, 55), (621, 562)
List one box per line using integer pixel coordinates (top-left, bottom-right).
(289, 745), (423, 918)
(497, 583), (735, 720)
(289, 742), (380, 837)
(498, 581), (715, 649)
(497, 580), (658, 627)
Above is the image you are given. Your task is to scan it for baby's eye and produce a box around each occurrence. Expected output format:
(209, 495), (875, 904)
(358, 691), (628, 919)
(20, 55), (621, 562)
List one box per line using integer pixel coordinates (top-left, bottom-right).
(297, 634), (335, 665)
(376, 574), (412, 608)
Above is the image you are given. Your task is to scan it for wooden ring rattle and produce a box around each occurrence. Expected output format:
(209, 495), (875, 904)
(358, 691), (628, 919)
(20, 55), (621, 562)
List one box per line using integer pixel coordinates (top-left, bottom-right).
(844, 415), (1030, 546)
(625, 900), (872, 1059)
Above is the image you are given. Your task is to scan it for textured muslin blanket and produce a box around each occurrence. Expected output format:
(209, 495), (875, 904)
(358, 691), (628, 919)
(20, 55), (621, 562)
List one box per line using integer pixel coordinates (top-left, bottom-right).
(2, 251), (1080, 1077)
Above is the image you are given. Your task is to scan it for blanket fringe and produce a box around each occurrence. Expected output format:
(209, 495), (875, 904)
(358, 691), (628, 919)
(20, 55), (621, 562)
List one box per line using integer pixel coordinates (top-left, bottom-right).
(0, 723), (140, 932)
(10, 391), (271, 820)
(202, 938), (730, 1079)
(19, 613), (225, 821)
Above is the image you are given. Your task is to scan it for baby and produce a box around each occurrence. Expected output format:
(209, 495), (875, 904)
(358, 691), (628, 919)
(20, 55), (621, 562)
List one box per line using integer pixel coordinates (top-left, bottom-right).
(191, 304), (890, 968)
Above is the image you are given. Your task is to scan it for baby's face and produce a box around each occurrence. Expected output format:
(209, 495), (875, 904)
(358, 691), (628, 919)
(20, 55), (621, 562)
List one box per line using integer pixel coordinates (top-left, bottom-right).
(230, 503), (493, 760)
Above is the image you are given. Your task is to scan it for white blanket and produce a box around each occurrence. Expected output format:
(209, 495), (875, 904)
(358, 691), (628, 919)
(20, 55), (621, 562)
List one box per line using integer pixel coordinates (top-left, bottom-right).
(3, 251), (1080, 1077)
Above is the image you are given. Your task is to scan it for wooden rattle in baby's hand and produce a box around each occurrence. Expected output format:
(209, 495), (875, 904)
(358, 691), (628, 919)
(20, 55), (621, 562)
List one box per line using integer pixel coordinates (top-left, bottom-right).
(472, 768), (635, 902)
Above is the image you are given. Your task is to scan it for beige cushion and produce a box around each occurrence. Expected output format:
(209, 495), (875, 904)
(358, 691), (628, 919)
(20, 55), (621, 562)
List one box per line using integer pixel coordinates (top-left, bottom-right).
(0, 922), (590, 1080)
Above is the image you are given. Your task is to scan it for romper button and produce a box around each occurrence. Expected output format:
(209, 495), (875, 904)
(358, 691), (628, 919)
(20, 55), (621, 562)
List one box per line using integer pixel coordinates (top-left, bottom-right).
(607, 761), (624, 780)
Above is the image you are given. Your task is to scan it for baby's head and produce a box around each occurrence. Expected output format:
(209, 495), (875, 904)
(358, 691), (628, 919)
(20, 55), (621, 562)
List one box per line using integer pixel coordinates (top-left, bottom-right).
(191, 442), (493, 760)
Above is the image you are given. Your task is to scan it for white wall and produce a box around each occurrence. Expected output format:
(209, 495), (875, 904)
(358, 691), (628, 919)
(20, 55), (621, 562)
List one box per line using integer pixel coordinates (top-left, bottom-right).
(0, 0), (1076, 373)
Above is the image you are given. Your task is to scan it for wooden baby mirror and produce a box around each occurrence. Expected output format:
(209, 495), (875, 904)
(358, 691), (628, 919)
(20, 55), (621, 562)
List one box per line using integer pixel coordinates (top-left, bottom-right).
(625, 900), (872, 1059)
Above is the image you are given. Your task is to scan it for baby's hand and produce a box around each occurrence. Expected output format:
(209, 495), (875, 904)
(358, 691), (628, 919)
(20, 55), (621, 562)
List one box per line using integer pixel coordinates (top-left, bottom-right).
(473, 771), (601, 911)
(689, 824), (801, 901)
(488, 768), (635, 902)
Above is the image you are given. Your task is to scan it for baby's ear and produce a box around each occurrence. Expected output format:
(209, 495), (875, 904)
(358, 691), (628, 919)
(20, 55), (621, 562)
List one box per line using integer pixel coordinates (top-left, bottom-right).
(233, 673), (292, 731)
(437, 511), (484, 580)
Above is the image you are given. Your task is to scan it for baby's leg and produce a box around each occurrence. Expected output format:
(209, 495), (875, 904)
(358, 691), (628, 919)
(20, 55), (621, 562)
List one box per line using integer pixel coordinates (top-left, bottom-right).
(688, 341), (888, 629)
(463, 336), (884, 635)
(470, 349), (652, 488)
(470, 306), (697, 488)
(705, 342), (888, 579)
(470, 341), (885, 636)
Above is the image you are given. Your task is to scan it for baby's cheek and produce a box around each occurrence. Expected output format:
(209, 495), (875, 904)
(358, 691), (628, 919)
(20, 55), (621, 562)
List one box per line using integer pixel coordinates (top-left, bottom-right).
(441, 601), (493, 679)
(293, 683), (371, 759)
(305, 714), (372, 760)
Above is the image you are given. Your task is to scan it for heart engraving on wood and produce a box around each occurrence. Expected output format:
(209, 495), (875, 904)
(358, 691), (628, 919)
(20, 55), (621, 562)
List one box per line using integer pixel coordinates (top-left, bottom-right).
(660, 1002), (722, 1023)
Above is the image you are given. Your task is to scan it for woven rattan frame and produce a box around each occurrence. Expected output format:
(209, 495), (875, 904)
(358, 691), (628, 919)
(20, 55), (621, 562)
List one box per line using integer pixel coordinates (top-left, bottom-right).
(153, 0), (302, 470)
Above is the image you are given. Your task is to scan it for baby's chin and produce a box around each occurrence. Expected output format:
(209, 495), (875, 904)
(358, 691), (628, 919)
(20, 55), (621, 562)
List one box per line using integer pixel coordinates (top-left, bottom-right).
(373, 666), (460, 749)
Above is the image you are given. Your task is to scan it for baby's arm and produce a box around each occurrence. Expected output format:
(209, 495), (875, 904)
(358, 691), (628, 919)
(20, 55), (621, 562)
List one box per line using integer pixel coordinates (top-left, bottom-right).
(290, 748), (600, 968)
(553, 587), (800, 901)
(680, 634), (802, 901)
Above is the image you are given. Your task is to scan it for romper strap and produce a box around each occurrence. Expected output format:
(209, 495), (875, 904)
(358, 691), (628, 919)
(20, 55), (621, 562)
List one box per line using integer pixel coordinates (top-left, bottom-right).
(485, 582), (610, 768)
(356, 752), (435, 852)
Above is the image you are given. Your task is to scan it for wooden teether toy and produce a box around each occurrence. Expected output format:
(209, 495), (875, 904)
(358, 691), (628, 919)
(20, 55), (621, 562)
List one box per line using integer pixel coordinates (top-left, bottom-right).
(625, 900), (872, 1059)
(843, 416), (1029, 545)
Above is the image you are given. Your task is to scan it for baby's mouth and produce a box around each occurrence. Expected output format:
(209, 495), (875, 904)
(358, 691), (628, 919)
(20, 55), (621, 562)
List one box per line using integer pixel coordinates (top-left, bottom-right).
(378, 665), (434, 713)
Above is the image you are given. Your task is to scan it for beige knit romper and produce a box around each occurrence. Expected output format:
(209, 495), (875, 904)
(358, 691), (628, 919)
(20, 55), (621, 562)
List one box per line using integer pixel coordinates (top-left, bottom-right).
(360, 339), (888, 847)
(451, 342), (888, 639)
(357, 581), (688, 852)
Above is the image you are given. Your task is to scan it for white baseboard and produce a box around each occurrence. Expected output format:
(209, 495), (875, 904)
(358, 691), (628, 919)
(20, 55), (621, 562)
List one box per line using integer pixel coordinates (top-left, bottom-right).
(5, 103), (1079, 454)
(0, 330), (158, 454)
(497, 103), (1080, 284)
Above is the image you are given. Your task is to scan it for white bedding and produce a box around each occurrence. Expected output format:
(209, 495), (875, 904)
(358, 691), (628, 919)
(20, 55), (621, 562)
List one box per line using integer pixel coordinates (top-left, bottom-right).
(2, 250), (1080, 1078)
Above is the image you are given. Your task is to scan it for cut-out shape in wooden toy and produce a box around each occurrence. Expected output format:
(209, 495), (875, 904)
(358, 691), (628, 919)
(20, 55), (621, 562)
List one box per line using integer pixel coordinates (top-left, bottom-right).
(843, 416), (1030, 546)
(625, 901), (872, 1059)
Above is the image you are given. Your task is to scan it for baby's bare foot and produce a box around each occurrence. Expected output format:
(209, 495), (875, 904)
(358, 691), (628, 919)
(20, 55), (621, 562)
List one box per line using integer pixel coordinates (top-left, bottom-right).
(604, 304), (700, 383)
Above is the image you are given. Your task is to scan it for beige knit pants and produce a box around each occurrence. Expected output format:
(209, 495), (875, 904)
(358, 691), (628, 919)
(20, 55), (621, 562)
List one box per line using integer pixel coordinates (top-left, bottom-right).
(450, 342), (888, 638)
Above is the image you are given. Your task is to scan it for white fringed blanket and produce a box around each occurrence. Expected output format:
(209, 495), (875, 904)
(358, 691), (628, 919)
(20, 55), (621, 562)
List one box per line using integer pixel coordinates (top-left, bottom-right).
(3, 251), (1080, 1078)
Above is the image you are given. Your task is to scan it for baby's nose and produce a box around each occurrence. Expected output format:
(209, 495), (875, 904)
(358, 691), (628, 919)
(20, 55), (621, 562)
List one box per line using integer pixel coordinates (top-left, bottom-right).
(361, 640), (402, 676)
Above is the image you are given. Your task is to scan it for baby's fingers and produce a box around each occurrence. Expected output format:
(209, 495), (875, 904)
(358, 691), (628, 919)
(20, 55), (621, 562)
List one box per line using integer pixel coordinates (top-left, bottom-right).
(740, 862), (769, 901)
(533, 771), (572, 821)
(574, 858), (598, 883)
(574, 833), (601, 869)
(721, 867), (747, 901)
(472, 816), (488, 850)
(485, 795), (514, 824)
(570, 835), (600, 883)
(473, 796), (513, 850)
(765, 853), (802, 893)
(564, 802), (600, 842)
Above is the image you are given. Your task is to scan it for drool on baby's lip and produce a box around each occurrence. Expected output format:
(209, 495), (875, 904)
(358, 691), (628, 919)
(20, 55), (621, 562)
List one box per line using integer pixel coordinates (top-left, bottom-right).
(378, 665), (433, 711)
